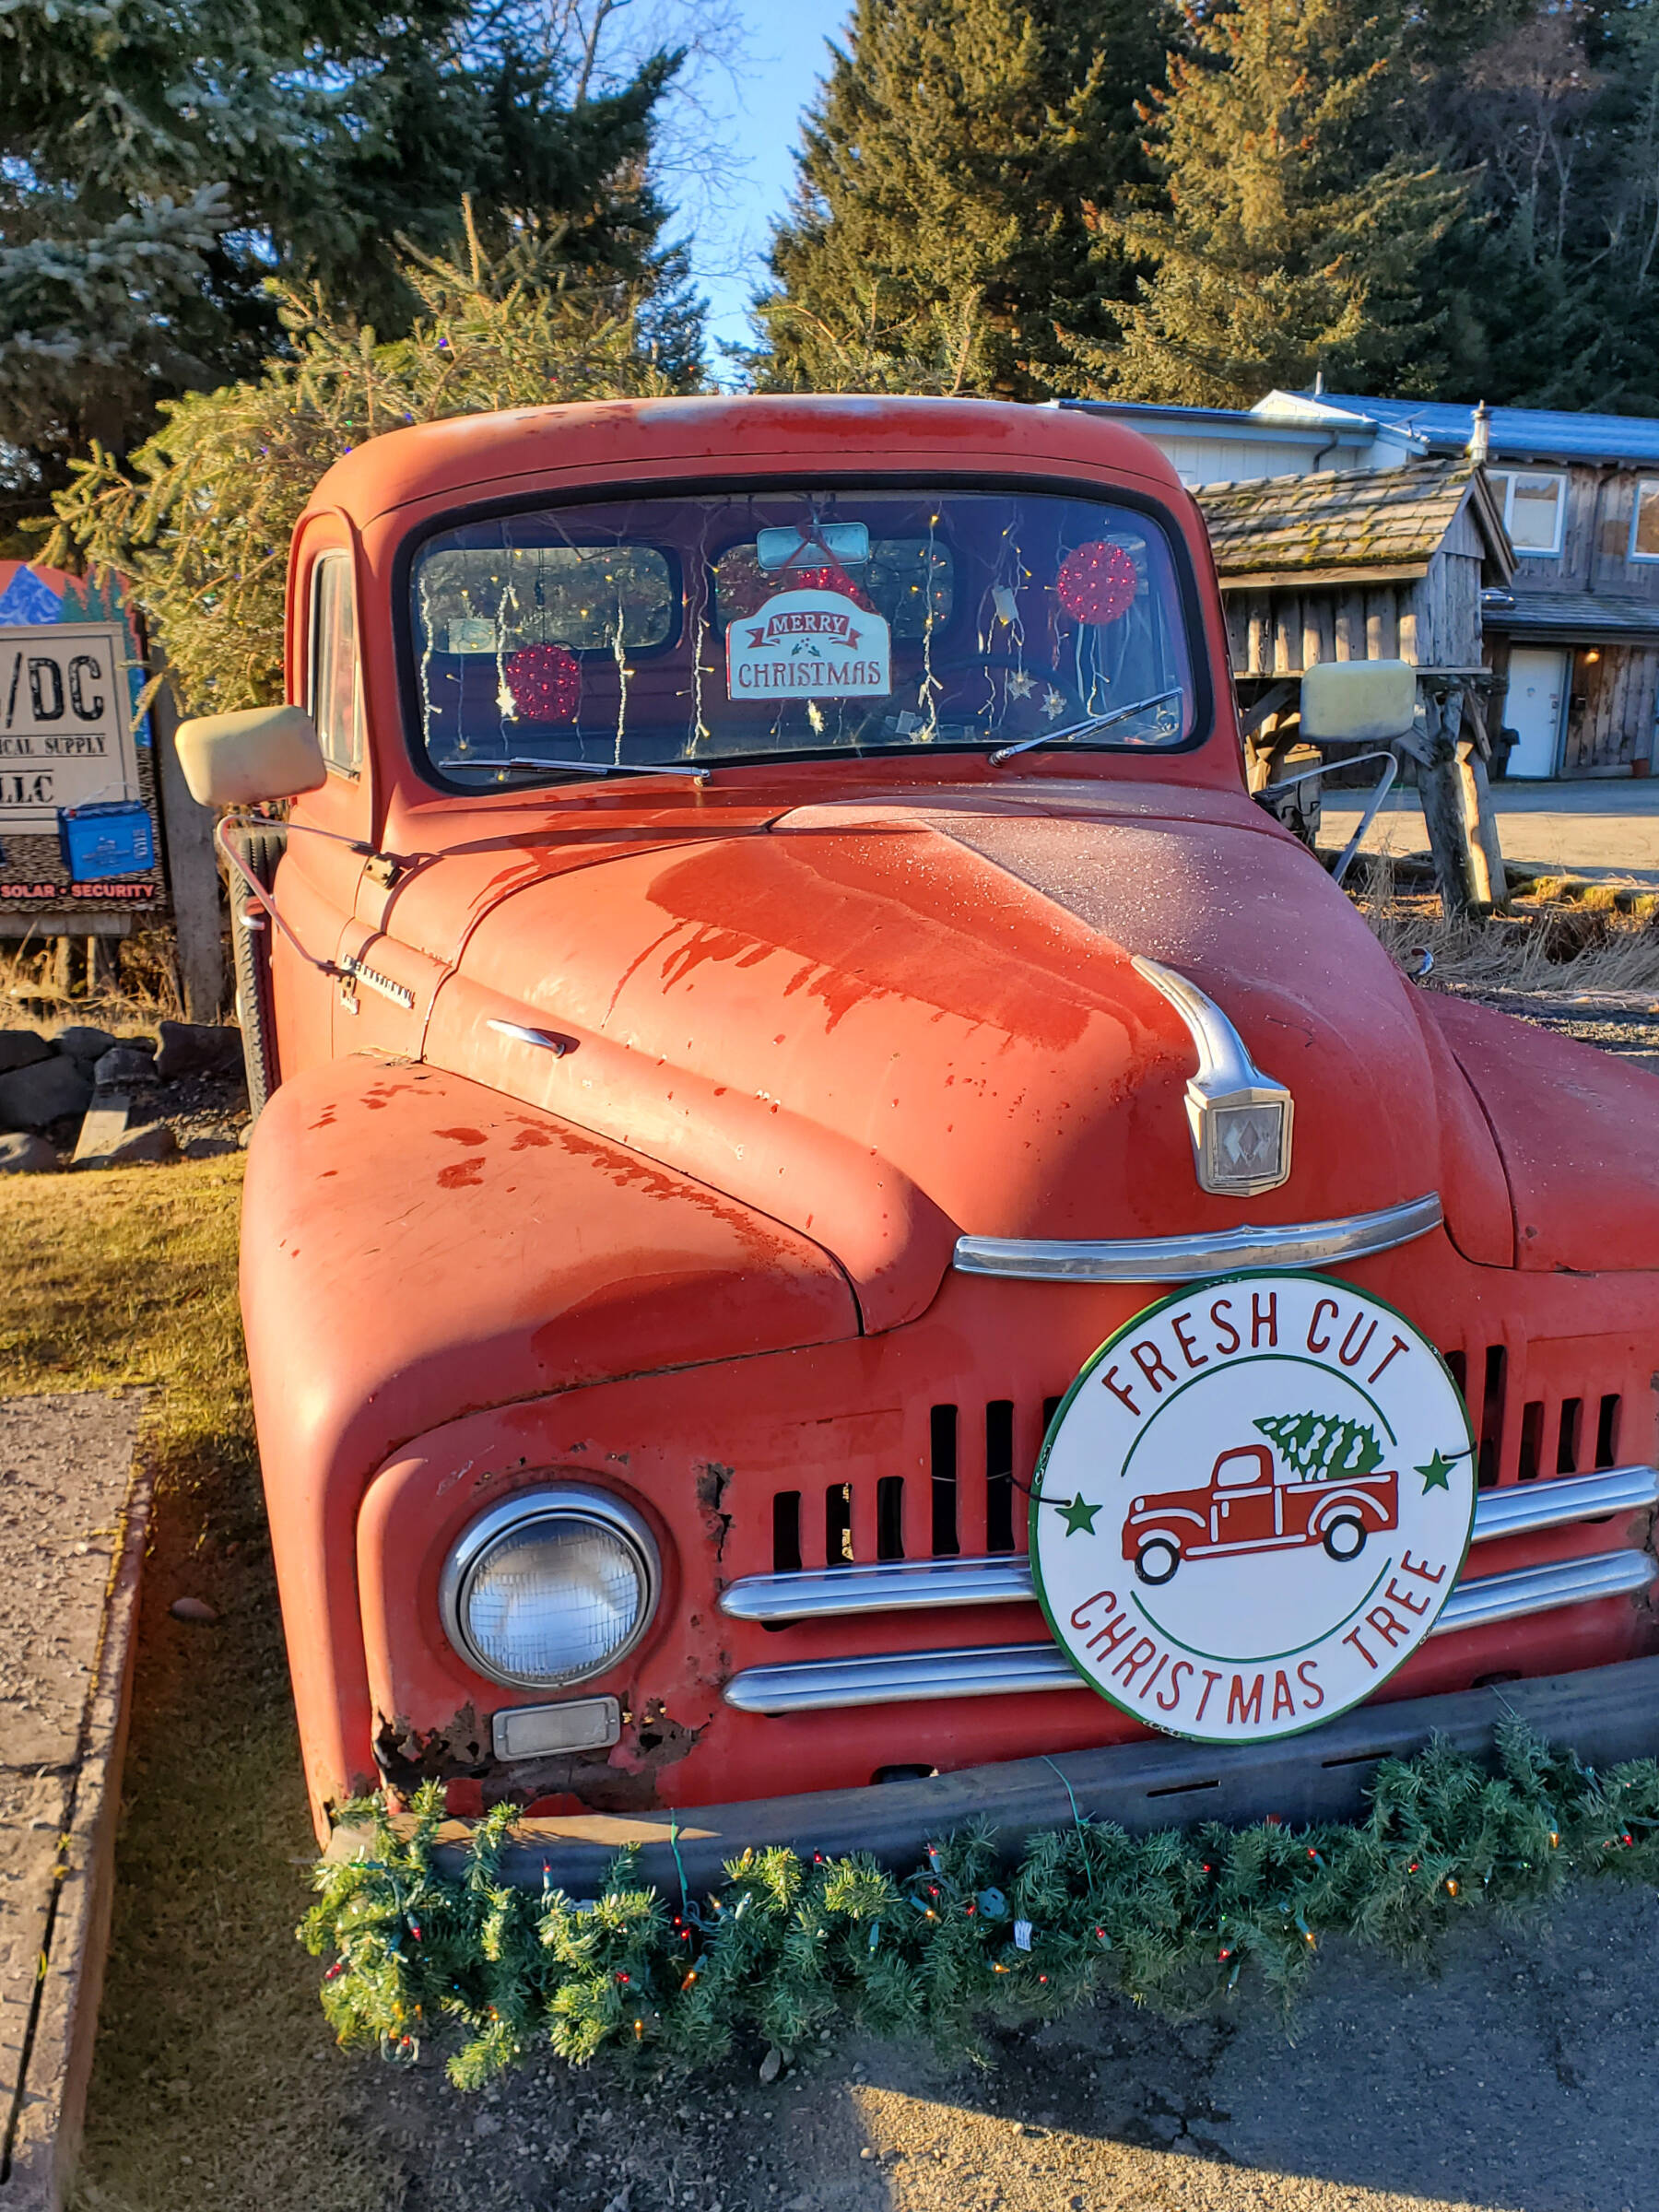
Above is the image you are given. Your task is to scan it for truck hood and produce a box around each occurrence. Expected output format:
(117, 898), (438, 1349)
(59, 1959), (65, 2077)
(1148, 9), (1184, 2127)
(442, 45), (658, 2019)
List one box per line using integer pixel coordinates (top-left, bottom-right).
(423, 784), (1515, 1326)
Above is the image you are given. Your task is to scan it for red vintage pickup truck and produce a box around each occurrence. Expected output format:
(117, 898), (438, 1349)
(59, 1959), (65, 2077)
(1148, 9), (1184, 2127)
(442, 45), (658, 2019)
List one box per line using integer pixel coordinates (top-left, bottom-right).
(173, 396), (1659, 1865)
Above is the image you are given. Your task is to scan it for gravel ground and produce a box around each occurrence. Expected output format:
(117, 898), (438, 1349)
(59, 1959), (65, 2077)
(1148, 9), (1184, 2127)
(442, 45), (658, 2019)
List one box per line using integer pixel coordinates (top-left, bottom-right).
(33, 1060), (251, 1165)
(332, 1882), (1659, 2212)
(1441, 982), (1659, 1065)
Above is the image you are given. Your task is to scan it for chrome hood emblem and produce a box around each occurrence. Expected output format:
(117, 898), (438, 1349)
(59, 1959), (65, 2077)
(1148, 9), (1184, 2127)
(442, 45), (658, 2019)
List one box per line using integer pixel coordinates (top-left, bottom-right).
(1132, 956), (1294, 1198)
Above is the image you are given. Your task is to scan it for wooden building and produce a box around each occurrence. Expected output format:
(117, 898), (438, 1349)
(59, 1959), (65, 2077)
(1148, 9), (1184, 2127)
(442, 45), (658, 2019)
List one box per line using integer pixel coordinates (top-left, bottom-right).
(1068, 388), (1659, 777)
(1197, 458), (1512, 691)
(1257, 394), (1659, 779)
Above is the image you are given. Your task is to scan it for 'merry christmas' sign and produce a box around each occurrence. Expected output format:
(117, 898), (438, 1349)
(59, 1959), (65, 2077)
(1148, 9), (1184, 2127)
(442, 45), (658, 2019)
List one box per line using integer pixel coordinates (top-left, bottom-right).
(725, 588), (891, 700)
(1030, 1273), (1476, 1745)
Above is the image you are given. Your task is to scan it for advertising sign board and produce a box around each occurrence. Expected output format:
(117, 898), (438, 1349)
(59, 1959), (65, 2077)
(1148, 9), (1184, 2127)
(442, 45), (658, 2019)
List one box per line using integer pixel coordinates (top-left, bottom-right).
(0, 564), (165, 923)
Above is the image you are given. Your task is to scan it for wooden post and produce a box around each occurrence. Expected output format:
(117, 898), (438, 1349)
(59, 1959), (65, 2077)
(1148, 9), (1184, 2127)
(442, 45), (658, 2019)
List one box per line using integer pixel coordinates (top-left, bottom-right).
(53, 933), (76, 997)
(1418, 688), (1479, 918)
(148, 658), (227, 1019)
(87, 935), (118, 993)
(1454, 685), (1512, 912)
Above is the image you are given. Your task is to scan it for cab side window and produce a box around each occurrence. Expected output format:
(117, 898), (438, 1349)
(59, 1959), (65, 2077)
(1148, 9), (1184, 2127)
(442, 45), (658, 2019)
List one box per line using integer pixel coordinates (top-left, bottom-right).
(312, 554), (364, 775)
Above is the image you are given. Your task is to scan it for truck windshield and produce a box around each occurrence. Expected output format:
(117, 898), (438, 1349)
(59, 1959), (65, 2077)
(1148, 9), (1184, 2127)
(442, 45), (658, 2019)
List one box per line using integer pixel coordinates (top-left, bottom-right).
(407, 485), (1198, 782)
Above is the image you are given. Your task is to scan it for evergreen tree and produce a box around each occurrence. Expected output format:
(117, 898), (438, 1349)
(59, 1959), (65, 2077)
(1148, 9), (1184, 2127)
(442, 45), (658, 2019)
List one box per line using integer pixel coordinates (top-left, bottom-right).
(1070, 0), (1478, 406)
(0, 0), (694, 543)
(752, 0), (1179, 399)
(48, 211), (695, 715)
(1421, 0), (1659, 410)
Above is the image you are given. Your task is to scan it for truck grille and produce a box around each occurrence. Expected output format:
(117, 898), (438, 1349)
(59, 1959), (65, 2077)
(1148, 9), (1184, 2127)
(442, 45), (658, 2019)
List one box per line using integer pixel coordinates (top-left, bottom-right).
(1452, 1342), (1626, 1488)
(770, 1394), (1064, 1573)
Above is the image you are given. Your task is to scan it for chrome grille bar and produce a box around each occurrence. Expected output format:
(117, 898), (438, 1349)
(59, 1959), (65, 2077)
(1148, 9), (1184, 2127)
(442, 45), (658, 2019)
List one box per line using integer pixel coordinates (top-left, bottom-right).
(952, 1191), (1442, 1283)
(721, 1547), (1656, 1714)
(1468, 1465), (1659, 1543)
(719, 1465), (1659, 1622)
(722, 1555), (1034, 1622)
(1432, 1547), (1655, 1634)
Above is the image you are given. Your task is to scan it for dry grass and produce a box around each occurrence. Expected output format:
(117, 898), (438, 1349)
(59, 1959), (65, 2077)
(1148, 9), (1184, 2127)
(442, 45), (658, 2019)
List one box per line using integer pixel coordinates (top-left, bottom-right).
(1355, 855), (1659, 1001)
(0, 1159), (390, 2212)
(0, 926), (187, 1031)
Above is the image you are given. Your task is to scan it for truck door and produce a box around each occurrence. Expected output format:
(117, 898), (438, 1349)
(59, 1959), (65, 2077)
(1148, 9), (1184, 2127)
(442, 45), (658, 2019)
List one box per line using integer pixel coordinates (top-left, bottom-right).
(1208, 1446), (1277, 1546)
(266, 541), (374, 1076)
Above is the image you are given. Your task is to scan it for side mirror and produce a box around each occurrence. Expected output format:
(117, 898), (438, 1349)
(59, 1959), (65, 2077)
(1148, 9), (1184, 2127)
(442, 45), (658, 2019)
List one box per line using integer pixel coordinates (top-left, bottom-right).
(174, 704), (327, 806)
(1299, 660), (1417, 745)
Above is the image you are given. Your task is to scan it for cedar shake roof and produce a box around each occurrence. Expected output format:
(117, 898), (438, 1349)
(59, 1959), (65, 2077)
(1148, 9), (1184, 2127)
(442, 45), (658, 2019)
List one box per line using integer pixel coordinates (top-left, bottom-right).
(1484, 591), (1659, 642)
(1196, 459), (1513, 590)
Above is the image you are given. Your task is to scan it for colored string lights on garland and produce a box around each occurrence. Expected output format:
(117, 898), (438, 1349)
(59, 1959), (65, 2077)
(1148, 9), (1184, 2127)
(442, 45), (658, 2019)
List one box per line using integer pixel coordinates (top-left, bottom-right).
(303, 1721), (1659, 2088)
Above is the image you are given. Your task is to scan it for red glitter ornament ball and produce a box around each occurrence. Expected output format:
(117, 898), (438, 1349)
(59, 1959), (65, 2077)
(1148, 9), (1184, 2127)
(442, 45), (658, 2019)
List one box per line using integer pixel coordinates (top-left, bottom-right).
(786, 563), (876, 610)
(1055, 540), (1137, 624)
(504, 642), (581, 723)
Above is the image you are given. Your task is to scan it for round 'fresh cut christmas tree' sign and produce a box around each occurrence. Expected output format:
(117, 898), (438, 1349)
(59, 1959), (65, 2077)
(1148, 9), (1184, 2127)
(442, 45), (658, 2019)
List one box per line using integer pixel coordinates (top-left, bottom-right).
(1030, 1273), (1477, 1745)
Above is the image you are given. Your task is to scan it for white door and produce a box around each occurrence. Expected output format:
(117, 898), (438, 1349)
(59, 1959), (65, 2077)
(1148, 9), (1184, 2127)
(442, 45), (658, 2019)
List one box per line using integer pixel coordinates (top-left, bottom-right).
(1504, 647), (1568, 778)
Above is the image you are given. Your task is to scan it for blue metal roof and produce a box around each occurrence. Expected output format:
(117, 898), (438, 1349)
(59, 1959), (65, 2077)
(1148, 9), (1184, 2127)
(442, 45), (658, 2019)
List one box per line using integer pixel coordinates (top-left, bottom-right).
(1060, 397), (1377, 441)
(1313, 392), (1659, 465)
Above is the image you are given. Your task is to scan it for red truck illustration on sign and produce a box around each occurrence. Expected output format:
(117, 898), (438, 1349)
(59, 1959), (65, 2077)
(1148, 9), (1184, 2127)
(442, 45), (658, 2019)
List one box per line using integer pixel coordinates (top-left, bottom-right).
(1124, 1426), (1401, 1587)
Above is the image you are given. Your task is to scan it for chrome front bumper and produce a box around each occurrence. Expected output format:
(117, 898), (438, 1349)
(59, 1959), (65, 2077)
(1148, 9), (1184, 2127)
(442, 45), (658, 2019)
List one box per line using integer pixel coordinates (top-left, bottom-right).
(720, 1465), (1659, 1716)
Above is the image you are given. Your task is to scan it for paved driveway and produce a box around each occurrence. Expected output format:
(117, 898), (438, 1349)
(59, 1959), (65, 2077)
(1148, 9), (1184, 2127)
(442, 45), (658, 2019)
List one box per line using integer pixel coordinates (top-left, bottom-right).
(356, 1879), (1659, 2212)
(1323, 781), (1659, 883)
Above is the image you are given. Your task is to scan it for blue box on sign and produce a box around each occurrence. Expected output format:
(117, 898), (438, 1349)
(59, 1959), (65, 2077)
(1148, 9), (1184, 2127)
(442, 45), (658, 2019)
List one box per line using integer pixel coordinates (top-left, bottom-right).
(57, 803), (155, 880)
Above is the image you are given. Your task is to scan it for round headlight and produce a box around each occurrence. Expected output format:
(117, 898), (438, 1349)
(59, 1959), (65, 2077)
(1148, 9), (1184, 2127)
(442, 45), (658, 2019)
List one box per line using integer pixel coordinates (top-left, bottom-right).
(440, 1487), (660, 1690)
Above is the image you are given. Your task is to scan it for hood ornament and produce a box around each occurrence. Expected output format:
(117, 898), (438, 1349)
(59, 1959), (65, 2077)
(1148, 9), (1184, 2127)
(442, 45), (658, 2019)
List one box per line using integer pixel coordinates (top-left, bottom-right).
(1132, 956), (1293, 1198)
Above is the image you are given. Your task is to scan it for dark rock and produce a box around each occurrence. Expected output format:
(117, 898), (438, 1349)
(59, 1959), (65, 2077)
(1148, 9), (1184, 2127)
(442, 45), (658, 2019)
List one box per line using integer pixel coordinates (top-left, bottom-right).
(92, 1045), (160, 1088)
(52, 1025), (119, 1065)
(154, 1019), (243, 1082)
(182, 1135), (239, 1159)
(169, 1595), (219, 1624)
(0, 1132), (57, 1173)
(0, 1054), (93, 1130)
(0, 1030), (51, 1076)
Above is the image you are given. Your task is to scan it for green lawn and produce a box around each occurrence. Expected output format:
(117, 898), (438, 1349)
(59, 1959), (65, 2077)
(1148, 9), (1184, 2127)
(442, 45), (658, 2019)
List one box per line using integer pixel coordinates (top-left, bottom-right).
(1, 1159), (390, 2212)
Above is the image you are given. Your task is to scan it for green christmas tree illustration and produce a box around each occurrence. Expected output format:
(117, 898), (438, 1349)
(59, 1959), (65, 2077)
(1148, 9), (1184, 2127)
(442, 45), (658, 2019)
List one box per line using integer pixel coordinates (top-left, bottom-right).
(1254, 1411), (1384, 1482)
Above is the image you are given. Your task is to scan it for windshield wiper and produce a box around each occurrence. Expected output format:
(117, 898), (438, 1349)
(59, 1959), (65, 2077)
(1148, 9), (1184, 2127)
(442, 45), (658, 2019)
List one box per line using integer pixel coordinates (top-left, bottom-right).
(988, 688), (1185, 764)
(435, 754), (712, 784)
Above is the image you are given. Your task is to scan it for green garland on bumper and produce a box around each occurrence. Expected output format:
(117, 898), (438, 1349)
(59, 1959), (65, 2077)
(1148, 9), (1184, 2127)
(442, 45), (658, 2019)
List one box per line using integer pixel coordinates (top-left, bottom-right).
(300, 1722), (1659, 2087)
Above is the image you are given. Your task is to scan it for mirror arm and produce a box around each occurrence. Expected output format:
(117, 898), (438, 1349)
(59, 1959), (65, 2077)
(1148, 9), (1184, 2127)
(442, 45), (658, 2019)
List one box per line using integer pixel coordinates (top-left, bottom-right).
(1258, 747), (1400, 888)
(215, 816), (346, 981)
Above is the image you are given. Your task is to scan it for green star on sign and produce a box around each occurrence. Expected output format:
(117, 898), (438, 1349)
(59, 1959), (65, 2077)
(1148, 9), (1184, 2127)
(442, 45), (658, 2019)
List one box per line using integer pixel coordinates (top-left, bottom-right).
(1415, 1449), (1455, 1494)
(1057, 1493), (1102, 1537)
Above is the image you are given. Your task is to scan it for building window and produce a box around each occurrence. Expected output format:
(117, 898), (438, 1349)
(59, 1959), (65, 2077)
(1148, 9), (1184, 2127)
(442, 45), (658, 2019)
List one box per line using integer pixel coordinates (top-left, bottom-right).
(311, 552), (364, 775)
(1630, 481), (1659, 561)
(1487, 469), (1566, 556)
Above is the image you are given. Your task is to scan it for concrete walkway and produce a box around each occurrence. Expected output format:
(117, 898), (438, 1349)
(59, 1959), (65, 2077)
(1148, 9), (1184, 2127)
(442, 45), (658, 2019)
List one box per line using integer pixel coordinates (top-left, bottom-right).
(0, 1395), (145, 2212)
(1324, 779), (1659, 884)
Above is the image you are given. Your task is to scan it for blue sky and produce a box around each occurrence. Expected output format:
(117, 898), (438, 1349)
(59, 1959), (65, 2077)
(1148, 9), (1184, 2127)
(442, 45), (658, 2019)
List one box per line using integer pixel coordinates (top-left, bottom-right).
(688, 3), (853, 364)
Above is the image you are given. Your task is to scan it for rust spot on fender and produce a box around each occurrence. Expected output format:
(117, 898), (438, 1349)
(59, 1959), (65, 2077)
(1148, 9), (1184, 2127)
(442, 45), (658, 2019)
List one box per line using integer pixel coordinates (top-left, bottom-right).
(437, 1157), (487, 1187)
(374, 1704), (490, 1785)
(511, 1125), (555, 1150)
(376, 1701), (701, 1812)
(696, 1461), (734, 1563)
(435, 1125), (488, 1145)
